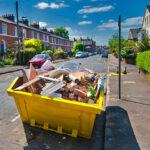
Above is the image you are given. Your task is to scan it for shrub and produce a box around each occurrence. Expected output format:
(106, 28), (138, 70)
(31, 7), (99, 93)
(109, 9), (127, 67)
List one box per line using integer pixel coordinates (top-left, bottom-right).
(0, 61), (4, 67)
(136, 51), (150, 73)
(53, 48), (67, 60)
(4, 58), (16, 65)
(16, 48), (37, 65)
(41, 50), (53, 57)
(67, 51), (75, 57)
(72, 40), (84, 53)
(24, 39), (42, 53)
(5, 49), (17, 59)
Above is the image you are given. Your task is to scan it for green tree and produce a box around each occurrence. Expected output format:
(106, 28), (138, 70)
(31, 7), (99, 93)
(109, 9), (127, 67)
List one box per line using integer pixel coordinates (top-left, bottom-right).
(71, 40), (84, 53)
(137, 34), (150, 52)
(24, 39), (42, 53)
(54, 27), (69, 39)
(108, 34), (122, 54)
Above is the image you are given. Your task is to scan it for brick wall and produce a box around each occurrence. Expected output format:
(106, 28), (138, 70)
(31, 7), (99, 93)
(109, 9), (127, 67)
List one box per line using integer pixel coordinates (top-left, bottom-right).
(0, 18), (73, 52)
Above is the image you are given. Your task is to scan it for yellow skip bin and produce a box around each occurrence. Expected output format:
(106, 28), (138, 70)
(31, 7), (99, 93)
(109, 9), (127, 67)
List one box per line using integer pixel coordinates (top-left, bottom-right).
(7, 77), (104, 139)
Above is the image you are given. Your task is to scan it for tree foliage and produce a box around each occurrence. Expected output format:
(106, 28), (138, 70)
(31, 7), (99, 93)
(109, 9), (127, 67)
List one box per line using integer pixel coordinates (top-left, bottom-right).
(71, 40), (84, 53)
(108, 34), (120, 53)
(108, 34), (137, 58)
(24, 39), (42, 52)
(137, 34), (150, 52)
(54, 27), (69, 39)
(136, 50), (150, 73)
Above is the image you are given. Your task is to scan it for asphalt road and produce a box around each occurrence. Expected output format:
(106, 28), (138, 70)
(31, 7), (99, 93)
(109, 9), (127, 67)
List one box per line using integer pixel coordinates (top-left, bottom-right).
(0, 55), (107, 150)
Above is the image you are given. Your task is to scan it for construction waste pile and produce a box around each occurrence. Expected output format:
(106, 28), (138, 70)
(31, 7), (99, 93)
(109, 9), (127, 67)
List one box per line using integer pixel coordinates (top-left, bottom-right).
(15, 60), (102, 104)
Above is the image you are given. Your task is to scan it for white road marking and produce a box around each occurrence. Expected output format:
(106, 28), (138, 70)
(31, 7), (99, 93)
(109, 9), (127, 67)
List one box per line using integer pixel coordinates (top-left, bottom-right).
(11, 115), (20, 122)
(123, 81), (136, 84)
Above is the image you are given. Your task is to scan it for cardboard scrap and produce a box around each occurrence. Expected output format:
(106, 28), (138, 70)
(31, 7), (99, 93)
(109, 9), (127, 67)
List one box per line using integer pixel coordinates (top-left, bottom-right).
(29, 63), (38, 80)
(40, 60), (55, 72)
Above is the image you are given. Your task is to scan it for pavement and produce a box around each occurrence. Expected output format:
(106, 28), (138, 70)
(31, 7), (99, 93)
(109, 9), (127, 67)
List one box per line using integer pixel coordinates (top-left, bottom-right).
(105, 54), (150, 150)
(0, 55), (107, 150)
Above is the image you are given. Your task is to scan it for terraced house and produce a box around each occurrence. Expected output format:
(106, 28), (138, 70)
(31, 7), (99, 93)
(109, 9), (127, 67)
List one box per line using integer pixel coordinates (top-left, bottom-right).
(0, 14), (73, 53)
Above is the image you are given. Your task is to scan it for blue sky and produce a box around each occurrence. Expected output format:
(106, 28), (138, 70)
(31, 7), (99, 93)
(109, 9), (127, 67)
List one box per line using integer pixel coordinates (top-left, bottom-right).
(0, 0), (146, 45)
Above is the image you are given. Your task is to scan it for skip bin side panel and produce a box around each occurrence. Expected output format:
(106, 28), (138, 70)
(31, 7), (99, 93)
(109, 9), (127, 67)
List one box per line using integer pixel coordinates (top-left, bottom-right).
(79, 111), (96, 138)
(24, 95), (82, 134)
(13, 95), (29, 122)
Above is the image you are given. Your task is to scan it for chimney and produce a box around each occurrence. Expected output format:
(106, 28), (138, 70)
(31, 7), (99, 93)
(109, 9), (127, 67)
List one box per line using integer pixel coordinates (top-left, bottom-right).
(2, 14), (15, 22)
(49, 30), (54, 34)
(19, 17), (29, 26)
(41, 28), (47, 32)
(31, 22), (39, 29)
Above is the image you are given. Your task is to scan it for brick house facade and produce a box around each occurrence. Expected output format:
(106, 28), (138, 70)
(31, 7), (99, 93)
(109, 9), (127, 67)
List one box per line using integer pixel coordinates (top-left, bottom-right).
(0, 14), (73, 53)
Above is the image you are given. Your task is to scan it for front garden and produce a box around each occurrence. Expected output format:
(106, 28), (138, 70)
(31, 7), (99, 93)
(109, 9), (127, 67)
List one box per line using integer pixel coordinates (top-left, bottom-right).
(0, 39), (74, 67)
(108, 33), (150, 74)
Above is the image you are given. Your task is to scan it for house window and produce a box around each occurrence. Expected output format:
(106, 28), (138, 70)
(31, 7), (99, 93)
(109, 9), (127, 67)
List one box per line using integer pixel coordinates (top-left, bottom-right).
(31, 31), (34, 38)
(2, 23), (7, 35)
(45, 35), (47, 41)
(23, 28), (27, 38)
(15, 27), (18, 37)
(37, 32), (39, 39)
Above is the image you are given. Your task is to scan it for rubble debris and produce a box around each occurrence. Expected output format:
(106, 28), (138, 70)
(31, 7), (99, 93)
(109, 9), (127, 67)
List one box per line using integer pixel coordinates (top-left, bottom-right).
(14, 62), (102, 104)
(40, 60), (55, 72)
(45, 69), (69, 78)
(74, 88), (87, 98)
(29, 63), (38, 80)
(39, 75), (60, 82)
(41, 82), (66, 96)
(49, 93), (62, 98)
(88, 99), (95, 104)
(15, 77), (41, 91)
(69, 72), (85, 82)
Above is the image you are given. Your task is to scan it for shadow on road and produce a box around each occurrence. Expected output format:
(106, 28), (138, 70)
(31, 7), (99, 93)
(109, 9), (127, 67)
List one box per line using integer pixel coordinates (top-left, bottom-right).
(105, 106), (140, 150)
(23, 111), (106, 150)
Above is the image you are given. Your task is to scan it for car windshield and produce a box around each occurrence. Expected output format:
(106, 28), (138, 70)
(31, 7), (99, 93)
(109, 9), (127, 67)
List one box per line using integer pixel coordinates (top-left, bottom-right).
(33, 54), (47, 59)
(76, 52), (82, 54)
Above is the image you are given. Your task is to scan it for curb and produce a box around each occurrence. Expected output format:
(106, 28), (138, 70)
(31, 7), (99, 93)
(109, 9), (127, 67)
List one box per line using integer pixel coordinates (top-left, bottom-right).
(53, 57), (75, 64)
(104, 55), (111, 150)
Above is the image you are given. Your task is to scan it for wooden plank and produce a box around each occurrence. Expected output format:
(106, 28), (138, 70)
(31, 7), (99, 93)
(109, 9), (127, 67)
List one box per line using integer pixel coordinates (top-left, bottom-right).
(15, 77), (41, 91)
(39, 75), (60, 82)
(41, 82), (65, 96)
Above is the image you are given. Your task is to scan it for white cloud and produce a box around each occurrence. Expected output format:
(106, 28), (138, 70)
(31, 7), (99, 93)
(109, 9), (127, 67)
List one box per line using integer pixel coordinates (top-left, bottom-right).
(77, 5), (114, 14)
(91, 0), (100, 1)
(83, 6), (91, 9)
(35, 2), (49, 9)
(98, 16), (143, 32)
(122, 17), (143, 26)
(78, 21), (93, 25)
(108, 19), (114, 22)
(39, 22), (47, 27)
(74, 0), (82, 2)
(65, 27), (86, 39)
(35, 2), (69, 9)
(82, 15), (88, 18)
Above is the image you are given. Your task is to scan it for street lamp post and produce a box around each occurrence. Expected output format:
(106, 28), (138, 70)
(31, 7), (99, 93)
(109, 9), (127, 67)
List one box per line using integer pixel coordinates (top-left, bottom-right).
(118, 15), (122, 99)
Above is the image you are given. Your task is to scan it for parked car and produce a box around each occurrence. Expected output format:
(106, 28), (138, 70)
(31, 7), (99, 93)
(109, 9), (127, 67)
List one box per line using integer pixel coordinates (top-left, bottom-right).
(101, 51), (108, 58)
(93, 51), (97, 55)
(83, 52), (89, 57)
(88, 52), (93, 56)
(29, 54), (52, 68)
(75, 52), (88, 58)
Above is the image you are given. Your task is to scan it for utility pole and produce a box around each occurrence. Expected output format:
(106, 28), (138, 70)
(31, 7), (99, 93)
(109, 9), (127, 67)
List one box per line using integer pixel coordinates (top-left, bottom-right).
(16, 1), (20, 64)
(118, 15), (121, 99)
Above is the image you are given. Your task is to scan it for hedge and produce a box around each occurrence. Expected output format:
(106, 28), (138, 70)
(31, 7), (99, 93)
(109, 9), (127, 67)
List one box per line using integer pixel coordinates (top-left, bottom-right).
(16, 48), (37, 65)
(41, 50), (53, 57)
(136, 51), (150, 73)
